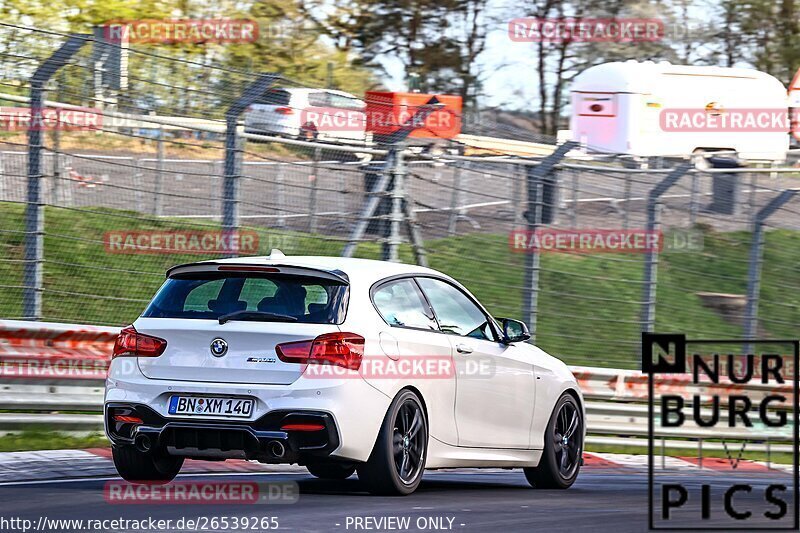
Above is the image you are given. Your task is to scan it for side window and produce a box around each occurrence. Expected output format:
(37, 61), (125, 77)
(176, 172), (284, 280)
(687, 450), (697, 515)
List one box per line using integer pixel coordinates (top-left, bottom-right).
(416, 278), (496, 341)
(329, 94), (365, 110)
(372, 279), (438, 331)
(308, 92), (329, 107)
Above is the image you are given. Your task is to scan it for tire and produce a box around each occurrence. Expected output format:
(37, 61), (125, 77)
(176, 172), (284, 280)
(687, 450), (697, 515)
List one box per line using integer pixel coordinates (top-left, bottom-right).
(524, 393), (583, 489)
(306, 462), (357, 480)
(112, 445), (183, 484)
(357, 390), (428, 495)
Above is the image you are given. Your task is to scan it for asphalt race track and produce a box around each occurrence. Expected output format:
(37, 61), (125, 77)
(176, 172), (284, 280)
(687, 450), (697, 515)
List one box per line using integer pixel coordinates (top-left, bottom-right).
(0, 468), (795, 532)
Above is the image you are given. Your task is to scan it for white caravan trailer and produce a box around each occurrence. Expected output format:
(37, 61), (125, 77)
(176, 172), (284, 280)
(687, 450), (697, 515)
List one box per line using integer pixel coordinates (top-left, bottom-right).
(570, 61), (789, 161)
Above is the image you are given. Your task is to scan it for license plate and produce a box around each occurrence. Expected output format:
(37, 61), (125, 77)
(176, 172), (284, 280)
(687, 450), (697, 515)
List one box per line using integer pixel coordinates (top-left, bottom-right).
(168, 396), (254, 418)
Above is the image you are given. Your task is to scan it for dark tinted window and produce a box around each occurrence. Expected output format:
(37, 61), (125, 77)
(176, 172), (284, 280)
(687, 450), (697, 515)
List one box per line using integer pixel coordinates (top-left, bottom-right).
(372, 279), (437, 330)
(417, 278), (496, 341)
(329, 94), (365, 110)
(143, 272), (348, 324)
(308, 92), (329, 107)
(256, 89), (291, 106)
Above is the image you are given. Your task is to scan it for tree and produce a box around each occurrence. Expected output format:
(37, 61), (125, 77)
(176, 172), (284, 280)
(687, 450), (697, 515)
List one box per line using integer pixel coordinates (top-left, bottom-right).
(520, 0), (693, 135)
(738, 0), (800, 86)
(306, 0), (493, 108)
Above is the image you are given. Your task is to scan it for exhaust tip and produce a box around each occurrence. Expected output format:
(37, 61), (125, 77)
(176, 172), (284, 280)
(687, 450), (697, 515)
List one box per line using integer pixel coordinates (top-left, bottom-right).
(268, 440), (285, 458)
(134, 434), (152, 453)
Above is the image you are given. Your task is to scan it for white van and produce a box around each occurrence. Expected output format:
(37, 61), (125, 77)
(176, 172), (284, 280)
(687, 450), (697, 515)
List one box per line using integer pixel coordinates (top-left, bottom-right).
(570, 61), (789, 161)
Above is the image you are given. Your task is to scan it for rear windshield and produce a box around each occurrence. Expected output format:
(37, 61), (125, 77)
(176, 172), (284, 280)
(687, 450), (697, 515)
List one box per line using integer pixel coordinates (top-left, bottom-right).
(255, 89), (291, 106)
(142, 272), (349, 324)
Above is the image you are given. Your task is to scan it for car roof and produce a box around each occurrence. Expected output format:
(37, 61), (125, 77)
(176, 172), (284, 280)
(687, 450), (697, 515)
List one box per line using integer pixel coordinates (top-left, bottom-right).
(185, 253), (445, 286)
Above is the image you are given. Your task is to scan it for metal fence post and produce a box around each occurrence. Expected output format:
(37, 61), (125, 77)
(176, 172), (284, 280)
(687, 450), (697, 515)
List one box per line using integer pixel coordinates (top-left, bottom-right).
(743, 189), (798, 354)
(622, 173), (631, 230)
(524, 178), (543, 341)
(0, 151), (5, 201)
(222, 74), (278, 257)
(276, 164), (287, 229)
(513, 164), (524, 226)
(402, 179), (428, 267)
(62, 155), (73, 207)
(153, 126), (164, 216)
(689, 171), (699, 226)
(387, 148), (405, 263)
(570, 168), (579, 227)
(447, 162), (463, 236)
(337, 168), (346, 220)
(522, 141), (577, 340)
(639, 163), (692, 337)
(128, 158), (141, 209)
(747, 172), (758, 226)
(24, 34), (87, 321)
(51, 117), (61, 206)
(308, 147), (322, 233)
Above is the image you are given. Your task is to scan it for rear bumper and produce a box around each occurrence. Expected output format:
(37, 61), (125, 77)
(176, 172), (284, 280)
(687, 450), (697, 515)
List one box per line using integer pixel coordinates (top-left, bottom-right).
(105, 359), (391, 462)
(106, 403), (339, 464)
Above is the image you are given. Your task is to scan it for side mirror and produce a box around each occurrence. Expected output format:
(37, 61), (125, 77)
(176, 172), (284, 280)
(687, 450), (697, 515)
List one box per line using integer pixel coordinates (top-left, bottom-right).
(501, 318), (531, 343)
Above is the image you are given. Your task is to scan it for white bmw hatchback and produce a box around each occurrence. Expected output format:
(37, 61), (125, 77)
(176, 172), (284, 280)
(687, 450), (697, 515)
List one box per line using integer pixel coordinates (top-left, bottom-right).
(105, 252), (584, 495)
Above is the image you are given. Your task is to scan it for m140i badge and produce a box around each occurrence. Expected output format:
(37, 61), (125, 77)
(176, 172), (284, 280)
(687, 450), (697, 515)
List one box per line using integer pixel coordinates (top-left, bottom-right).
(247, 357), (277, 364)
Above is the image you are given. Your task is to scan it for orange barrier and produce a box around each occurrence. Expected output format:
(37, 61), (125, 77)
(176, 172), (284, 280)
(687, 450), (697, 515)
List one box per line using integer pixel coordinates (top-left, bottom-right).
(0, 320), (118, 379)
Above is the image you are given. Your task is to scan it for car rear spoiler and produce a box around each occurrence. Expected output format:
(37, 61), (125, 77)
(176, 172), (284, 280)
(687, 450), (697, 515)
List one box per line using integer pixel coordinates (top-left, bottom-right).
(165, 262), (349, 284)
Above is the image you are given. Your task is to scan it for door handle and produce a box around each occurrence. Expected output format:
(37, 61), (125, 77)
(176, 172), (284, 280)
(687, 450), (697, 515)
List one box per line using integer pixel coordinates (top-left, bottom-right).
(456, 344), (473, 354)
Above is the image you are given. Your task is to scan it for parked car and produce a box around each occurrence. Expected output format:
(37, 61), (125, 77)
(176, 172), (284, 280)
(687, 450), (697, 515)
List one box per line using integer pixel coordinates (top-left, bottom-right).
(244, 88), (367, 144)
(105, 251), (584, 495)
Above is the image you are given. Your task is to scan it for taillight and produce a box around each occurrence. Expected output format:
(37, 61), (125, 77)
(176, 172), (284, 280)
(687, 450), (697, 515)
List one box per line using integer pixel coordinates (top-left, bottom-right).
(274, 107), (294, 115)
(276, 332), (364, 371)
(112, 325), (167, 359)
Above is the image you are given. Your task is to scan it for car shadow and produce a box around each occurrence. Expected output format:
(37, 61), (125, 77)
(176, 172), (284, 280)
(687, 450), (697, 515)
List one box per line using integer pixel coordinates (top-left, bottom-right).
(295, 474), (533, 496)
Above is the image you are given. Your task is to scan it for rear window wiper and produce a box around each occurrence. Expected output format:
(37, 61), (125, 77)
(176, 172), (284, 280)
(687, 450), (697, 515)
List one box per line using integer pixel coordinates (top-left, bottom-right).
(218, 310), (298, 324)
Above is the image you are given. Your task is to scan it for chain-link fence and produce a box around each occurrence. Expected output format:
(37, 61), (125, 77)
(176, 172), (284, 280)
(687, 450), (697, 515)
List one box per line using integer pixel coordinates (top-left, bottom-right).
(1, 23), (799, 371)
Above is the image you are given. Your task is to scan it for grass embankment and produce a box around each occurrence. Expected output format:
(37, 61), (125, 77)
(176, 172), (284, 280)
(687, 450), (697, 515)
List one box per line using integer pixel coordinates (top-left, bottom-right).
(0, 431), (108, 452)
(1, 203), (798, 369)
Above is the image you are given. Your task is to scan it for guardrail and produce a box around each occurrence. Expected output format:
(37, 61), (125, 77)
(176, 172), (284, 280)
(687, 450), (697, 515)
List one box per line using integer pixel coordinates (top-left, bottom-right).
(0, 320), (794, 457)
(0, 93), (558, 160)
